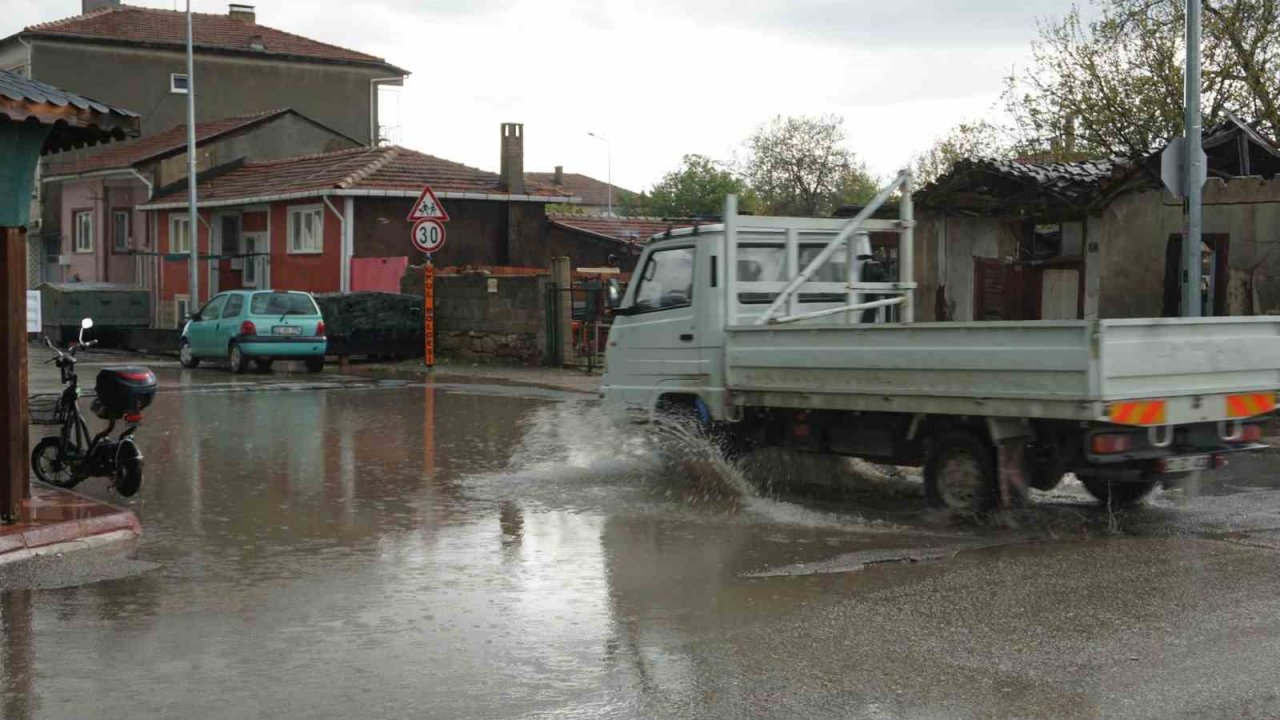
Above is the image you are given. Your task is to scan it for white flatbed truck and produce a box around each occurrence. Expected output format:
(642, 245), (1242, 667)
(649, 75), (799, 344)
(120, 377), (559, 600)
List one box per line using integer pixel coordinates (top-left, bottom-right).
(601, 170), (1280, 511)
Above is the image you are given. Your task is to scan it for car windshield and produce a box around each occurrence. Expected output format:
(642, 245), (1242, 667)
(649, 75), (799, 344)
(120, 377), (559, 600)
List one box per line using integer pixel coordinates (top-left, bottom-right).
(250, 292), (319, 317)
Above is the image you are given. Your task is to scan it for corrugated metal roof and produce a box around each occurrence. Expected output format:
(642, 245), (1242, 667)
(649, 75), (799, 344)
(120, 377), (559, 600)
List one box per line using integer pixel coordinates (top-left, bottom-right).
(0, 68), (139, 153)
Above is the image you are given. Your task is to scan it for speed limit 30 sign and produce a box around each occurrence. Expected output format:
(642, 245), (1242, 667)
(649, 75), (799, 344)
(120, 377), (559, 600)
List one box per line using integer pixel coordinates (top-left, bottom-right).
(411, 219), (447, 253)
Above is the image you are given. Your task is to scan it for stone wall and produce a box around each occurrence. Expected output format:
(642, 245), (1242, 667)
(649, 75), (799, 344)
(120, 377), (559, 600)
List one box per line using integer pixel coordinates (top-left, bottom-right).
(402, 267), (549, 364)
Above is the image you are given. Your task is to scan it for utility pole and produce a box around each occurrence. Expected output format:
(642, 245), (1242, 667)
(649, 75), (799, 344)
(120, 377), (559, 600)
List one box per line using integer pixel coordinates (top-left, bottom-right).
(1181, 0), (1203, 317)
(185, 0), (199, 309)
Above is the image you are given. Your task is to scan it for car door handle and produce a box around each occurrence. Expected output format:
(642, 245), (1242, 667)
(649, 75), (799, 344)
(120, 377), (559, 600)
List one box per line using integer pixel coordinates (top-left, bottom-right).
(680, 334), (694, 342)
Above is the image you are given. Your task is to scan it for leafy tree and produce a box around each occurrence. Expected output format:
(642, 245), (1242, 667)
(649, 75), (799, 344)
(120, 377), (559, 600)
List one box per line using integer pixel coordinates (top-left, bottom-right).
(647, 154), (746, 217)
(1004, 0), (1280, 160)
(914, 120), (1017, 186)
(743, 115), (878, 216)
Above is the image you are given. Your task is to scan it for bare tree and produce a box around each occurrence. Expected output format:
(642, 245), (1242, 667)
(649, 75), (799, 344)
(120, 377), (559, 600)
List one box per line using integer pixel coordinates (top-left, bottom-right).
(1004, 0), (1280, 160)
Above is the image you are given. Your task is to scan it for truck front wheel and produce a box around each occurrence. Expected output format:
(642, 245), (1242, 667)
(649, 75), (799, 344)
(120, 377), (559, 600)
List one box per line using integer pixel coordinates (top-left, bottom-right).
(924, 431), (998, 513)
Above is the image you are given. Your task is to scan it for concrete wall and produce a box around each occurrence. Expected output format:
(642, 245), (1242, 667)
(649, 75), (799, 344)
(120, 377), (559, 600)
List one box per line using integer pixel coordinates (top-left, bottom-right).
(153, 114), (358, 188)
(30, 39), (391, 143)
(355, 197), (509, 266)
(1097, 177), (1280, 317)
(401, 270), (549, 364)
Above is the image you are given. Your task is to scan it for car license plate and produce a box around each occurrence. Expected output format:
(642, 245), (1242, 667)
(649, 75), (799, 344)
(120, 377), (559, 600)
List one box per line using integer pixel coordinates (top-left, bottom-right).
(273, 325), (303, 336)
(1160, 455), (1212, 473)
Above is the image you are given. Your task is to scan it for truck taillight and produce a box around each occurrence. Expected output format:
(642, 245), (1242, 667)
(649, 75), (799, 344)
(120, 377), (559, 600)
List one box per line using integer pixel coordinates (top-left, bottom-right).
(240, 320), (257, 336)
(316, 320), (326, 336)
(1233, 424), (1264, 444)
(1091, 433), (1134, 455)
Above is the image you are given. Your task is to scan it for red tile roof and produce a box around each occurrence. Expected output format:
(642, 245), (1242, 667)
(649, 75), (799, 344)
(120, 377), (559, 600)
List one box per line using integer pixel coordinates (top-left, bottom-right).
(526, 171), (637, 207)
(548, 215), (706, 245)
(23, 5), (405, 73)
(44, 108), (296, 176)
(145, 146), (567, 206)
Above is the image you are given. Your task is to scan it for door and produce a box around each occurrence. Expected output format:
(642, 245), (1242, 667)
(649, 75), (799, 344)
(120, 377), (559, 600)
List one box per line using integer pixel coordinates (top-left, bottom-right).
(215, 214), (242, 293)
(188, 294), (228, 356)
(609, 245), (702, 409)
(1163, 234), (1229, 317)
(242, 232), (266, 288)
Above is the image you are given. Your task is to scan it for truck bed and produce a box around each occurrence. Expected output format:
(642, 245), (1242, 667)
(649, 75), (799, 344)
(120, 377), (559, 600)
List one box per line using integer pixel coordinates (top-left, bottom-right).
(725, 317), (1280, 423)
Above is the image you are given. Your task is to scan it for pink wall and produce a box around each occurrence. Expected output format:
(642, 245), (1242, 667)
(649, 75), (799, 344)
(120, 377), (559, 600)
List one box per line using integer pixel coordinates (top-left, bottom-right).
(58, 176), (151, 285)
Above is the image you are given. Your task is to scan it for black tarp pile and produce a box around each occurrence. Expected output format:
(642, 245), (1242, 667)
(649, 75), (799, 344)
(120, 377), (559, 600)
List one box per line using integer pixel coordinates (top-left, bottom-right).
(313, 292), (422, 358)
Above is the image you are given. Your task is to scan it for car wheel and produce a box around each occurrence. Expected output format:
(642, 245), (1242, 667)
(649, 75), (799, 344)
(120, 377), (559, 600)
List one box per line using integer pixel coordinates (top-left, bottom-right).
(229, 343), (249, 374)
(179, 339), (200, 368)
(304, 357), (325, 373)
(253, 359), (274, 373)
(923, 430), (998, 513)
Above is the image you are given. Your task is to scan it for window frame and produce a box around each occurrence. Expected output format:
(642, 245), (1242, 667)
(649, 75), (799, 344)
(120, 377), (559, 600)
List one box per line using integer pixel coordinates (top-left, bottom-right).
(242, 235), (260, 287)
(170, 73), (189, 94)
(628, 245), (696, 315)
(174, 295), (192, 327)
(287, 205), (325, 255)
(170, 214), (192, 255)
(111, 209), (130, 253)
(221, 294), (245, 319)
(72, 209), (94, 254)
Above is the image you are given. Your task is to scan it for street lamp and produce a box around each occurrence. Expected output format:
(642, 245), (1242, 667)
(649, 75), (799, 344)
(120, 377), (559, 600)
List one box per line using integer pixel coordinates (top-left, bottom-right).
(588, 132), (612, 216)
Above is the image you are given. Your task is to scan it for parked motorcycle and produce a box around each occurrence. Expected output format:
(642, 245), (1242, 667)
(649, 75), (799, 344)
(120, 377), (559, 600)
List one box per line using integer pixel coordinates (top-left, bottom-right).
(30, 318), (157, 497)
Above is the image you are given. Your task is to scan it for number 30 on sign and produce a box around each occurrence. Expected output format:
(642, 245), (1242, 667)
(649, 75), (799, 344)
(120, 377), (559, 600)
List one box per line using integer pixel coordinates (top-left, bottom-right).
(411, 219), (447, 254)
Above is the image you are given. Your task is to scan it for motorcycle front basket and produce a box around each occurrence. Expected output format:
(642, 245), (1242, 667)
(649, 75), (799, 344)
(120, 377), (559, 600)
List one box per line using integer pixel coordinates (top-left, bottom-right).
(29, 394), (65, 426)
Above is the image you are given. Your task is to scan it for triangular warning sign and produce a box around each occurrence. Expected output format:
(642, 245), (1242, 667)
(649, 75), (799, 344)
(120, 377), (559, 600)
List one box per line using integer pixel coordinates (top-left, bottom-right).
(406, 185), (450, 223)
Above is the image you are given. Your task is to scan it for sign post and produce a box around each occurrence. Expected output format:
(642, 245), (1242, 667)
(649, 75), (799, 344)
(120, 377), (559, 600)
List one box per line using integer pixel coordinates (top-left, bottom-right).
(408, 186), (449, 369)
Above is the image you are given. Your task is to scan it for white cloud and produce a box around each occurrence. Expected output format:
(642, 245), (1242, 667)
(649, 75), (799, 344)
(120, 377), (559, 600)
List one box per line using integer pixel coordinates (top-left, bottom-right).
(16, 0), (1065, 190)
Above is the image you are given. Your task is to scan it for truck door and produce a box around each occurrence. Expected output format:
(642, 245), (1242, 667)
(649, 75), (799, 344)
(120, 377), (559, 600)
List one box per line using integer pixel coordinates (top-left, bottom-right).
(611, 245), (703, 407)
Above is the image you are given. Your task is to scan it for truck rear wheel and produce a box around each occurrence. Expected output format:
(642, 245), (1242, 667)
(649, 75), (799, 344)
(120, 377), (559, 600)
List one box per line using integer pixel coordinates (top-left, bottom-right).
(1079, 474), (1158, 508)
(924, 431), (998, 513)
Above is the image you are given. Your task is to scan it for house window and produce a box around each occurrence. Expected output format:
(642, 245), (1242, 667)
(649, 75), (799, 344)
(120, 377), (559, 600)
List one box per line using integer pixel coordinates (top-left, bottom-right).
(170, 73), (189, 94)
(170, 215), (192, 254)
(288, 205), (324, 254)
(242, 235), (259, 287)
(112, 210), (130, 252)
(73, 210), (93, 253)
(174, 295), (191, 327)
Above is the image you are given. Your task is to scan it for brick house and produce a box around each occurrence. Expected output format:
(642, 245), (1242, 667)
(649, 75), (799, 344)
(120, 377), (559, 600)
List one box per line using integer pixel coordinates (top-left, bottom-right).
(0, 0), (407, 285)
(38, 108), (359, 289)
(546, 215), (707, 272)
(137, 124), (589, 326)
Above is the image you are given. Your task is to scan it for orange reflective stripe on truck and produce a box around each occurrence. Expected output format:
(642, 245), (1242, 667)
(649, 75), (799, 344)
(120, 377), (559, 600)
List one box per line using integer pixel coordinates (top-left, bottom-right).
(1226, 392), (1277, 419)
(1108, 400), (1167, 426)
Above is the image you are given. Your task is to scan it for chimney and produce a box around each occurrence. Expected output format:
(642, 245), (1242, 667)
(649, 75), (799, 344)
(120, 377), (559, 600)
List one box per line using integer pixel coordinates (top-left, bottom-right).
(82, 0), (120, 13)
(553, 165), (564, 186)
(228, 3), (256, 23)
(500, 123), (525, 194)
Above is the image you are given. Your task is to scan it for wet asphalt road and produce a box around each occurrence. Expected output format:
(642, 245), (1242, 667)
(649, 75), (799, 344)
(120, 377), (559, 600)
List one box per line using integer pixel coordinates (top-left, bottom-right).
(5, 365), (1280, 719)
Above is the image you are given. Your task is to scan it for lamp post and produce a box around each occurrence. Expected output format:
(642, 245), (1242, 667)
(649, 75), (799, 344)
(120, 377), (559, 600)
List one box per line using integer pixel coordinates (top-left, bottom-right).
(588, 132), (612, 216)
(185, 0), (199, 308)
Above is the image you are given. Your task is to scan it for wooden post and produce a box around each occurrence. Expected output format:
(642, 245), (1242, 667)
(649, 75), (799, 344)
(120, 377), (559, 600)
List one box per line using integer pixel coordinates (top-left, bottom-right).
(0, 227), (29, 522)
(423, 255), (435, 369)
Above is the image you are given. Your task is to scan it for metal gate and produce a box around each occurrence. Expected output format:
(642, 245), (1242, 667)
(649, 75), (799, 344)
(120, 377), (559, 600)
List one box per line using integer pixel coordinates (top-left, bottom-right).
(545, 281), (613, 371)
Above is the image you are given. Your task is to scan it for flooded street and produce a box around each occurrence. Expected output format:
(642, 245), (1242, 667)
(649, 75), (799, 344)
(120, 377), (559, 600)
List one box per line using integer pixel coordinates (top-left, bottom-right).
(5, 369), (1280, 719)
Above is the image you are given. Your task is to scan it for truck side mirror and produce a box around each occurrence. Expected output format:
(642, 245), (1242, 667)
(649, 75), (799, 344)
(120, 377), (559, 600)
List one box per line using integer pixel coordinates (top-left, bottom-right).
(606, 278), (622, 309)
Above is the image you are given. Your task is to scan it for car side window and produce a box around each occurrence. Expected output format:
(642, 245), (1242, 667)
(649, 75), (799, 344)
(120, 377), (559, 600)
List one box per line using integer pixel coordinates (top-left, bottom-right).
(199, 295), (227, 320)
(222, 295), (244, 319)
(632, 247), (695, 312)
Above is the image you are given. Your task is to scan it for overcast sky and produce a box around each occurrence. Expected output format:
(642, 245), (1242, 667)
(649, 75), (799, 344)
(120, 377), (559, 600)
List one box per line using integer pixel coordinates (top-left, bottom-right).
(13, 0), (1084, 192)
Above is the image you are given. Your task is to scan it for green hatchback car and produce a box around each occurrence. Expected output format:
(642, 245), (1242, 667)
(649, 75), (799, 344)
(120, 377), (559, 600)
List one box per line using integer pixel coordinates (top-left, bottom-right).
(179, 290), (327, 373)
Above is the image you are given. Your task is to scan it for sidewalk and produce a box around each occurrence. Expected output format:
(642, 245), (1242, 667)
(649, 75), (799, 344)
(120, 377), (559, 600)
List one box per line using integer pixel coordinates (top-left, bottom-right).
(0, 482), (140, 566)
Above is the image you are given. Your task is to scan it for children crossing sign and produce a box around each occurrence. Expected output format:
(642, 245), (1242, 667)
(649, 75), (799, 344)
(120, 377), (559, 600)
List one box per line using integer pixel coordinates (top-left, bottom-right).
(406, 185), (450, 223)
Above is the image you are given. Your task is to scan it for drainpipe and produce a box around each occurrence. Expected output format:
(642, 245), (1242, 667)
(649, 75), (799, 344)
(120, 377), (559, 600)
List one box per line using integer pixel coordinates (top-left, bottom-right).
(368, 77), (403, 146)
(321, 197), (349, 292)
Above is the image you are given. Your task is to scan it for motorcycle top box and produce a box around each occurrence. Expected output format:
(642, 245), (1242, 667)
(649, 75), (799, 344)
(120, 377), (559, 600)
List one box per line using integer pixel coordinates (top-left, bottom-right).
(93, 367), (157, 419)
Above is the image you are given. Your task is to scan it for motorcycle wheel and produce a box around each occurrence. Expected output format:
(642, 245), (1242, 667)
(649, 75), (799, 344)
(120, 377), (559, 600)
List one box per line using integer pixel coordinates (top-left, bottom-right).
(32, 436), (81, 488)
(114, 442), (144, 498)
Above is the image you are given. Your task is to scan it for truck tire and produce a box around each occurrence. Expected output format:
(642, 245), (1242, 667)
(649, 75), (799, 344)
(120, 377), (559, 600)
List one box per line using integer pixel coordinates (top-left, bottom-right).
(1079, 474), (1158, 508)
(924, 430), (998, 512)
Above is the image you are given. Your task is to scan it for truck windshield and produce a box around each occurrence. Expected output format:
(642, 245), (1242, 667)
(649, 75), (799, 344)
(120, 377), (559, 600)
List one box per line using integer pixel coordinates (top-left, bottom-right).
(250, 292), (319, 316)
(633, 247), (695, 311)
